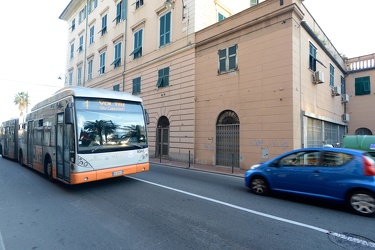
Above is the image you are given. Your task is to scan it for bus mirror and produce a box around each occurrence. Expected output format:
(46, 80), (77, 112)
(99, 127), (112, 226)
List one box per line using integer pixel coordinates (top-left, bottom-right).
(65, 104), (74, 124)
(144, 109), (150, 125)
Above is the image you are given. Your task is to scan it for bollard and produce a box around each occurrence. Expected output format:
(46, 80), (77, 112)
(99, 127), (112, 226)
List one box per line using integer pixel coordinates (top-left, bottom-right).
(188, 150), (191, 169)
(159, 145), (162, 163)
(232, 154), (234, 173)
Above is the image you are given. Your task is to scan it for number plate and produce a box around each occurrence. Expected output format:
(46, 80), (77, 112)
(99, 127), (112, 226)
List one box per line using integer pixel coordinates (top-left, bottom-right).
(112, 170), (124, 176)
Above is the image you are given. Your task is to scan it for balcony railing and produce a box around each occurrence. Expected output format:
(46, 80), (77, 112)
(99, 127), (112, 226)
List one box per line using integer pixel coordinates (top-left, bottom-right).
(346, 54), (375, 71)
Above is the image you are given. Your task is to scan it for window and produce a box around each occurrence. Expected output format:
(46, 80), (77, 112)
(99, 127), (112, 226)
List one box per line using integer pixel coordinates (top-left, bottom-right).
(218, 13), (226, 21)
(99, 14), (107, 36)
(278, 151), (321, 167)
(309, 42), (317, 71)
(88, 0), (98, 14)
(113, 84), (120, 91)
(89, 26), (95, 44)
(159, 12), (171, 47)
(355, 128), (373, 135)
(88, 60), (93, 80)
(329, 64), (334, 87)
(77, 66), (82, 85)
(306, 117), (346, 147)
(130, 29), (142, 59)
(355, 76), (371, 95)
(135, 0), (144, 9)
(111, 42), (122, 68)
(218, 45), (237, 73)
(70, 19), (75, 32)
(68, 71), (73, 86)
(70, 43), (74, 59)
(99, 52), (106, 75)
(78, 6), (87, 24)
(250, 0), (259, 7)
(78, 35), (84, 53)
(321, 152), (353, 167)
(132, 77), (141, 94)
(156, 67), (169, 88)
(114, 1), (122, 24)
(113, 0), (127, 24)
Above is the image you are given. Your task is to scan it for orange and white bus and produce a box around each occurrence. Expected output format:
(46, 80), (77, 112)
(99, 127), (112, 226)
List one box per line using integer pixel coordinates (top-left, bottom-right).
(10, 86), (149, 184)
(0, 118), (20, 160)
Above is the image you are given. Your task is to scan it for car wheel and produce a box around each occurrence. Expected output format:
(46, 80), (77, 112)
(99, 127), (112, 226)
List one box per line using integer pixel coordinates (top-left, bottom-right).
(250, 177), (269, 195)
(348, 191), (375, 217)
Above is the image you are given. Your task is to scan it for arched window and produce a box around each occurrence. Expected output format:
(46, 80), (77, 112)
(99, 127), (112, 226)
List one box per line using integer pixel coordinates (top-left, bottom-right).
(355, 128), (373, 135)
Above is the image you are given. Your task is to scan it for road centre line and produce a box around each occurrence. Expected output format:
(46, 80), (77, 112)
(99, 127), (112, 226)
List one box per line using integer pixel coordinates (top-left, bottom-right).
(129, 176), (375, 249)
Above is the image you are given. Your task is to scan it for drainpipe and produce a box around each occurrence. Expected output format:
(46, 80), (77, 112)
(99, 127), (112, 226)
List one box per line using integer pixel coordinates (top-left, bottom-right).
(299, 22), (304, 148)
(82, 0), (89, 86)
(122, 4), (128, 92)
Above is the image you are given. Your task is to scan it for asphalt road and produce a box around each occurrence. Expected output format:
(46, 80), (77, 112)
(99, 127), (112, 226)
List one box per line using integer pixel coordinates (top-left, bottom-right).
(0, 157), (374, 250)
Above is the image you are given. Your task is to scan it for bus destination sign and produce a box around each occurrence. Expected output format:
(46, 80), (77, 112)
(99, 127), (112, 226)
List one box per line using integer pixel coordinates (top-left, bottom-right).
(77, 99), (126, 112)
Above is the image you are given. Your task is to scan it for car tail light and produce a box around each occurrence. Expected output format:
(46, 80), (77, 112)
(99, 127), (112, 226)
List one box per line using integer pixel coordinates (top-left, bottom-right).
(363, 156), (375, 176)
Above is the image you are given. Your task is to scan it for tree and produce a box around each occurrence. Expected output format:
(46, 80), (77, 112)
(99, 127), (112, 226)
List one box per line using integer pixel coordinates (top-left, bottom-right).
(14, 92), (30, 117)
(83, 120), (117, 145)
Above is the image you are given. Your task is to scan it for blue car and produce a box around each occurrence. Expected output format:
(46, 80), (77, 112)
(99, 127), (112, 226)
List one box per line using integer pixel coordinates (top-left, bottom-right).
(244, 147), (375, 216)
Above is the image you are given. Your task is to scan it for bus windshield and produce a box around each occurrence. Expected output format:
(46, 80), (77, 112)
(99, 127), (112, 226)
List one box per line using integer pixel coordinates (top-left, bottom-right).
(75, 98), (147, 154)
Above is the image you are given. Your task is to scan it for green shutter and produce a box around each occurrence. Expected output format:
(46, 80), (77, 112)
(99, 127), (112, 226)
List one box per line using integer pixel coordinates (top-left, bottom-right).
(355, 76), (371, 95)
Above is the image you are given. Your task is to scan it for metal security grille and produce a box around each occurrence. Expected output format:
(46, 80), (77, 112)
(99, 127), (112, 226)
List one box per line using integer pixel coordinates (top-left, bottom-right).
(216, 110), (240, 167)
(306, 117), (347, 147)
(156, 116), (169, 159)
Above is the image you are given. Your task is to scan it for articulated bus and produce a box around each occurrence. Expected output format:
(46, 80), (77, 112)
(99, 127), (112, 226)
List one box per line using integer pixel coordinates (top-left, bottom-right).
(1, 86), (150, 184)
(0, 118), (20, 160)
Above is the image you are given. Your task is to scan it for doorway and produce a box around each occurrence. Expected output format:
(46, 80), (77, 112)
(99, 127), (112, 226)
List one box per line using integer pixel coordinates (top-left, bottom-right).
(156, 116), (169, 159)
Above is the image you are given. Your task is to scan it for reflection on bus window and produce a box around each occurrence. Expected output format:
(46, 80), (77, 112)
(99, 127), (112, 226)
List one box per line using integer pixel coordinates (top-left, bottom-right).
(76, 99), (147, 153)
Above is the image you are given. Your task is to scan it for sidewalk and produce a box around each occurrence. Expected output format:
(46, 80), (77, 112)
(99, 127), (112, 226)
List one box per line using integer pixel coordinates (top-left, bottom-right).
(149, 157), (246, 177)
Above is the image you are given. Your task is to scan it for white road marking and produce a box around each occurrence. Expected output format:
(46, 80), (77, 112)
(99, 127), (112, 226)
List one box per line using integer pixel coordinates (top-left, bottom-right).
(0, 230), (5, 250)
(129, 176), (375, 248)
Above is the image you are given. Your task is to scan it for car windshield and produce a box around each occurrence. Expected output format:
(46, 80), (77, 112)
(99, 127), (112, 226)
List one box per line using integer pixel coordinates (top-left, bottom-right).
(75, 98), (147, 154)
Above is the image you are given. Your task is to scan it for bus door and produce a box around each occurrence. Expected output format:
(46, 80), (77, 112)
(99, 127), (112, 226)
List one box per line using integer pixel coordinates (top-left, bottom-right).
(3, 127), (9, 157)
(27, 121), (33, 165)
(56, 113), (73, 182)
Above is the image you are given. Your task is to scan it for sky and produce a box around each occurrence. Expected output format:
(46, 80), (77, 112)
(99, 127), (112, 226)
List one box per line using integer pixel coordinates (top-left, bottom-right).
(0, 0), (374, 123)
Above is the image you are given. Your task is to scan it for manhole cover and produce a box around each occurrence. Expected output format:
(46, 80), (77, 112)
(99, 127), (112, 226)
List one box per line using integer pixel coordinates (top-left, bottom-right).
(329, 232), (375, 249)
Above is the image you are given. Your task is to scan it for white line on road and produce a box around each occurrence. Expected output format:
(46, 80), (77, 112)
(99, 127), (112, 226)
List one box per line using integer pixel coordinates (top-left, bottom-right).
(129, 176), (375, 249)
(0, 230), (5, 250)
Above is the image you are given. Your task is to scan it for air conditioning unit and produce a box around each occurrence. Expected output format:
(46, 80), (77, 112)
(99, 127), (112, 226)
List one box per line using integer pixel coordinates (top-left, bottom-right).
(342, 113), (350, 123)
(331, 86), (341, 96)
(341, 94), (349, 103)
(313, 71), (324, 84)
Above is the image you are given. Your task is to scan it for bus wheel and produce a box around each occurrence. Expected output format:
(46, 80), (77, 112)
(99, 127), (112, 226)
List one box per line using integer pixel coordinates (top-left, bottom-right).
(45, 159), (54, 182)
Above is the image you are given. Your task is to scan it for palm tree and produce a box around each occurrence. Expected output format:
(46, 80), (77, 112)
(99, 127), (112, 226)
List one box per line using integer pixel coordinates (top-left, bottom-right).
(84, 120), (117, 145)
(14, 92), (30, 117)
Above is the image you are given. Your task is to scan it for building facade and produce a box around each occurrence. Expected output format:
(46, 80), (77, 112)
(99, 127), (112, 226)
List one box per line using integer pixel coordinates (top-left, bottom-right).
(345, 54), (375, 135)
(59, 0), (373, 170)
(194, 0), (348, 167)
(59, 0), (252, 164)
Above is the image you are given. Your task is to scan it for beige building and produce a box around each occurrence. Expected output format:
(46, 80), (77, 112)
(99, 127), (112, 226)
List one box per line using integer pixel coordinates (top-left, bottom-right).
(59, 0), (374, 170)
(345, 54), (375, 135)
